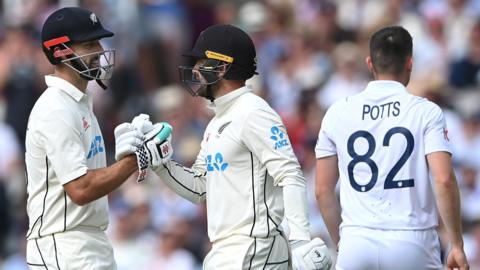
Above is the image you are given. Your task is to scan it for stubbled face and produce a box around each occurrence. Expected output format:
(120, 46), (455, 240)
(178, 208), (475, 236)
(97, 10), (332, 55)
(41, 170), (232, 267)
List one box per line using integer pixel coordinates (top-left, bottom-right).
(192, 59), (210, 97)
(70, 40), (103, 70)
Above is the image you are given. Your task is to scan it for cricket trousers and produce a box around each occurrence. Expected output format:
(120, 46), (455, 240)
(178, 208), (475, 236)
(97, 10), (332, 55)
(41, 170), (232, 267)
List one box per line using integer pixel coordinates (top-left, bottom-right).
(26, 228), (116, 270)
(203, 233), (290, 270)
(336, 227), (442, 270)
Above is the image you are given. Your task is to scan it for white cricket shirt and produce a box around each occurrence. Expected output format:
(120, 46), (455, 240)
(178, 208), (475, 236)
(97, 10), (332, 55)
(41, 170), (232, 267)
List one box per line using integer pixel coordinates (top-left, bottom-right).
(316, 80), (451, 230)
(25, 75), (108, 239)
(154, 86), (307, 242)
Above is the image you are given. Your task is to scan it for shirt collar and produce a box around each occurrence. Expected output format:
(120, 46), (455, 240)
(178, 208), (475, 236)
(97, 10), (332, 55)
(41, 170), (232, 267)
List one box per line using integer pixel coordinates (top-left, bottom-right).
(207, 85), (252, 114)
(45, 75), (86, 102)
(364, 80), (407, 94)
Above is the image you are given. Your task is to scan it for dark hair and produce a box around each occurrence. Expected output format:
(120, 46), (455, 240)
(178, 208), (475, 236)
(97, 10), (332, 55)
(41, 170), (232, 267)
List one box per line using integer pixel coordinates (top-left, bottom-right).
(369, 26), (412, 75)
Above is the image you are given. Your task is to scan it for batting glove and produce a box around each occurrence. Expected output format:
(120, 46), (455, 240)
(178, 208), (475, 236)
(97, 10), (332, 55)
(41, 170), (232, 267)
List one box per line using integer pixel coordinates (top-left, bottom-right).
(131, 113), (154, 134)
(291, 238), (332, 270)
(114, 123), (144, 161)
(135, 122), (173, 182)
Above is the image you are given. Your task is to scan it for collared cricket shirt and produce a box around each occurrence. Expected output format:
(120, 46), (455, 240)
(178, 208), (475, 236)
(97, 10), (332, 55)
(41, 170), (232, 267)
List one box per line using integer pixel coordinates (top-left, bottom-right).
(316, 80), (451, 230)
(25, 75), (108, 239)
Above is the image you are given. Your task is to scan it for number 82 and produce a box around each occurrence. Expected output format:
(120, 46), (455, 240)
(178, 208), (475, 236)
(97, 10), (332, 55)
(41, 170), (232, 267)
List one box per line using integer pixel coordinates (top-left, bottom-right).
(347, 127), (415, 192)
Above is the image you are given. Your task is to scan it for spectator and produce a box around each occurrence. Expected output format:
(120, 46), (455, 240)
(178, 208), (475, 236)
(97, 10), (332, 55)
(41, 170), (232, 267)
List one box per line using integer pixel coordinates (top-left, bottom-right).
(0, 2), (479, 269)
(464, 219), (480, 268)
(0, 26), (42, 147)
(449, 19), (480, 89)
(316, 42), (367, 110)
(109, 191), (155, 270)
(142, 219), (198, 270)
(458, 160), (480, 226)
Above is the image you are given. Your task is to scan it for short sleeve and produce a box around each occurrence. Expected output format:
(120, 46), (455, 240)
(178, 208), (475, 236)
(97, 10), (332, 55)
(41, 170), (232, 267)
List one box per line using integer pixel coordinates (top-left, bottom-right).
(424, 104), (452, 155)
(315, 107), (337, 158)
(241, 108), (305, 186)
(37, 110), (88, 184)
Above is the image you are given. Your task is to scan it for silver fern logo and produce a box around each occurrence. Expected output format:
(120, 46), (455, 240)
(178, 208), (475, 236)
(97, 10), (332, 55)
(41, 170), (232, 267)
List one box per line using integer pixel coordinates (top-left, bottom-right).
(90, 13), (98, 25)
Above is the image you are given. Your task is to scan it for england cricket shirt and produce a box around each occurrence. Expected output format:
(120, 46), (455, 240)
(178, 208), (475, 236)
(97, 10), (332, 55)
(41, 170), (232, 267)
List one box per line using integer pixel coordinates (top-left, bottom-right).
(315, 80), (451, 230)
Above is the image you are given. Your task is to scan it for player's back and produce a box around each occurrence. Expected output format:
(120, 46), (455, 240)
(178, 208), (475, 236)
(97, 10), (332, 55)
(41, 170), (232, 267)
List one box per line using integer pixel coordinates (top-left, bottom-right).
(316, 80), (451, 230)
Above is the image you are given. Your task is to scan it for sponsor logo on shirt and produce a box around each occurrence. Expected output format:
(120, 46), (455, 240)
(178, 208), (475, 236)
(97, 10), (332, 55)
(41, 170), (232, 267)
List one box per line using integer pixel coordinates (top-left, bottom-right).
(82, 117), (90, 131)
(217, 121), (232, 137)
(443, 128), (450, 142)
(87, 135), (104, 159)
(270, 126), (289, 149)
(206, 153), (229, 172)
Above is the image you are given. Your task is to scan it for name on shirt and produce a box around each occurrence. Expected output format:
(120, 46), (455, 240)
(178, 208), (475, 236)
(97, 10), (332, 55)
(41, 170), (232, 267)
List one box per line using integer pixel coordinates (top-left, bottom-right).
(362, 101), (400, 120)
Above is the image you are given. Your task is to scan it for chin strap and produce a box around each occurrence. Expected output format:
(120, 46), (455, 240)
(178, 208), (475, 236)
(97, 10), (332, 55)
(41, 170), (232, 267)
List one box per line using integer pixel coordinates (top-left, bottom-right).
(70, 59), (92, 81)
(96, 79), (108, 90)
(205, 85), (215, 102)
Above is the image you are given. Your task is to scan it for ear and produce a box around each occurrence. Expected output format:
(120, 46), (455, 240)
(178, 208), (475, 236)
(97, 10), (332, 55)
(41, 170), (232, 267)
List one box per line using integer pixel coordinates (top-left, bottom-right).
(218, 62), (229, 77)
(406, 57), (413, 72)
(366, 56), (374, 73)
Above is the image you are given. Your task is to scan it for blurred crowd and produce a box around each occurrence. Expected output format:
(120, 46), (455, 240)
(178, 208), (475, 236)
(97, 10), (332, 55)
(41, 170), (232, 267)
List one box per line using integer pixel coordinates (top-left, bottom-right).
(0, 0), (480, 269)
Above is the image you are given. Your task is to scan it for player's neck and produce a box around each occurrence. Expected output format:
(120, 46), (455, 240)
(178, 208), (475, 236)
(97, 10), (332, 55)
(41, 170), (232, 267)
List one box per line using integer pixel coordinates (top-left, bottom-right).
(374, 74), (409, 86)
(214, 80), (245, 99)
(54, 66), (88, 92)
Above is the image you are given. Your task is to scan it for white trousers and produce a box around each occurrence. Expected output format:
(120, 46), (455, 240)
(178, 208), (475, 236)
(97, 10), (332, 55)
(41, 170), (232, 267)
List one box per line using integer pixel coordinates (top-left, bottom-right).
(203, 233), (290, 270)
(26, 229), (116, 270)
(336, 227), (442, 270)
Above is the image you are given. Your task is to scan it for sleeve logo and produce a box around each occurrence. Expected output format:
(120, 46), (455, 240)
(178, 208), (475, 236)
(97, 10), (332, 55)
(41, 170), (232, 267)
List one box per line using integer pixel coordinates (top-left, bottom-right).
(206, 153), (229, 172)
(443, 128), (450, 142)
(270, 126), (289, 149)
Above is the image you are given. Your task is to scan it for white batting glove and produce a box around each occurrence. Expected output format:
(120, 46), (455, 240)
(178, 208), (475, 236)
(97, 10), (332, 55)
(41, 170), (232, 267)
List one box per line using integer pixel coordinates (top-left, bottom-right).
(143, 123), (173, 166)
(114, 123), (144, 161)
(135, 122), (173, 182)
(131, 113), (154, 134)
(291, 238), (332, 270)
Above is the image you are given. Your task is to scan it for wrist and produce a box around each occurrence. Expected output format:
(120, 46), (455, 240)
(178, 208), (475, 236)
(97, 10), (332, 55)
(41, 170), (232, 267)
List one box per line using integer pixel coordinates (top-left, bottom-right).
(288, 233), (311, 242)
(451, 239), (464, 249)
(115, 155), (137, 175)
(123, 154), (137, 166)
(289, 239), (308, 249)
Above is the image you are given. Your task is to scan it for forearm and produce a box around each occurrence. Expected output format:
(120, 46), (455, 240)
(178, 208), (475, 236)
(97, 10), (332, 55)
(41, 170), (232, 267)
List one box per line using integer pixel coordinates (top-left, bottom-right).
(315, 156), (341, 245)
(427, 152), (464, 247)
(316, 190), (341, 246)
(65, 155), (137, 205)
(435, 174), (463, 247)
(283, 183), (311, 241)
(152, 160), (206, 204)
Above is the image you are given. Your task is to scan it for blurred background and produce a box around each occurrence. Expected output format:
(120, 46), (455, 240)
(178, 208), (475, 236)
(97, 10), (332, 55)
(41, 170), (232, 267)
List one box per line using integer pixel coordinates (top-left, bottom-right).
(0, 0), (480, 269)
